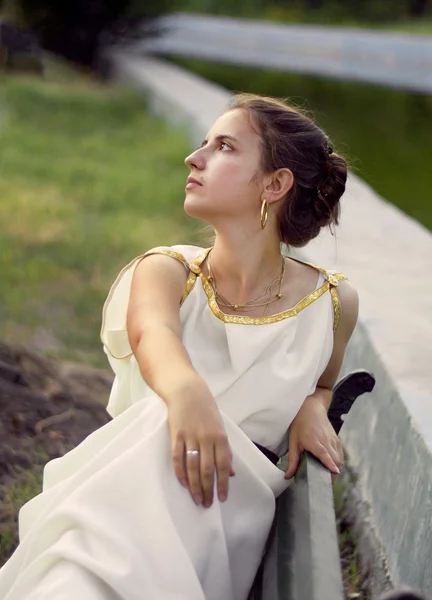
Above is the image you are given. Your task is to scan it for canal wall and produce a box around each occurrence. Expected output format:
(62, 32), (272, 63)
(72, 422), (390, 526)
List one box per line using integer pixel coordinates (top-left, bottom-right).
(129, 13), (432, 94)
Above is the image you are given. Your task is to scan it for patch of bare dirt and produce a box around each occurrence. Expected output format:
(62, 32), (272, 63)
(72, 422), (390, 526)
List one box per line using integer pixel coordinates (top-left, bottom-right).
(0, 342), (113, 563)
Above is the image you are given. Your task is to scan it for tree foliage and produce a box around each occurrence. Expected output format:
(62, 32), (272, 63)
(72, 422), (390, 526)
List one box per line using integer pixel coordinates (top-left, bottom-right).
(267, 0), (432, 21)
(9, 0), (432, 67)
(184, 0), (432, 21)
(15, 0), (170, 66)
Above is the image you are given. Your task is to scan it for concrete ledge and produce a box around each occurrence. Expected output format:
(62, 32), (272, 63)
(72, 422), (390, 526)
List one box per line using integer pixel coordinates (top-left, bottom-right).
(277, 455), (344, 600)
(335, 322), (432, 596)
(130, 13), (432, 94)
(105, 51), (432, 597)
(250, 454), (343, 600)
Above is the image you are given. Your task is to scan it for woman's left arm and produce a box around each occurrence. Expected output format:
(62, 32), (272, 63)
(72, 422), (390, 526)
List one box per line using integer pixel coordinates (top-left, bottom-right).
(284, 279), (359, 480)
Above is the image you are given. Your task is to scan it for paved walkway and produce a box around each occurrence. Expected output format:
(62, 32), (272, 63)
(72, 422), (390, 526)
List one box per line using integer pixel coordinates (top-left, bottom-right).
(131, 13), (432, 93)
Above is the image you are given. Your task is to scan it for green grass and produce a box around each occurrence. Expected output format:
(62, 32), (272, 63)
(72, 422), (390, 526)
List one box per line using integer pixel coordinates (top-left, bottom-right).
(333, 478), (367, 599)
(171, 57), (432, 230)
(260, 7), (432, 35)
(0, 75), (198, 367)
(380, 18), (432, 35)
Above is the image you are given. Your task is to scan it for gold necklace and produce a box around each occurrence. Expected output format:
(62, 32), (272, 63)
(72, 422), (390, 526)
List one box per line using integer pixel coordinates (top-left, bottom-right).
(206, 251), (285, 314)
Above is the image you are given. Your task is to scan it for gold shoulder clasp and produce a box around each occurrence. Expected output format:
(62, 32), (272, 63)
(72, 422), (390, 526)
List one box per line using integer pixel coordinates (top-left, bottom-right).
(188, 262), (201, 275)
(326, 271), (348, 332)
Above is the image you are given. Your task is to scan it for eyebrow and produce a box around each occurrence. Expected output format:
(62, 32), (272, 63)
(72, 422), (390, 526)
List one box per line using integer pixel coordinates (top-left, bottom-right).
(200, 134), (240, 147)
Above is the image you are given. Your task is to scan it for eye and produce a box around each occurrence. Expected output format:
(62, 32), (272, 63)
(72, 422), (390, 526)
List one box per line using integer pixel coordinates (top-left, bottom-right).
(219, 141), (232, 151)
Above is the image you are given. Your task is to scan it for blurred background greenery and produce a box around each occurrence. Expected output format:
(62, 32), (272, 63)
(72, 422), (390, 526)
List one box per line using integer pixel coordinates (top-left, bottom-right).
(0, 73), (196, 366)
(1, 0), (432, 68)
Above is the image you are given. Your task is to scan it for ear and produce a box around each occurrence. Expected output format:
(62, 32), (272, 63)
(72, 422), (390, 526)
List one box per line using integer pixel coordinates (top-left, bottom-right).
(263, 168), (294, 204)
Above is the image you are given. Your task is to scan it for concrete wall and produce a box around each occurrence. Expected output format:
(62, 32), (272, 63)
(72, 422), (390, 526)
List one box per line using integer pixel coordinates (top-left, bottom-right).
(339, 323), (432, 596)
(106, 50), (432, 597)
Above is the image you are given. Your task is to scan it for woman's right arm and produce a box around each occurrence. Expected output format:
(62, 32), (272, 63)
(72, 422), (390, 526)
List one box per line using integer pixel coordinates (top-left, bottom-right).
(126, 254), (235, 508)
(127, 253), (200, 402)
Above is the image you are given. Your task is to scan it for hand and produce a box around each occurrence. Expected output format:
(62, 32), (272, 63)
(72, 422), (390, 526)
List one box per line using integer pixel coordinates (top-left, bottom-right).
(284, 395), (344, 480)
(167, 379), (235, 508)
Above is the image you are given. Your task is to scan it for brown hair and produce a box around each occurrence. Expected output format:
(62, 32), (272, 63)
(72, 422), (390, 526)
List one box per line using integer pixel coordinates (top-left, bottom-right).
(226, 93), (348, 248)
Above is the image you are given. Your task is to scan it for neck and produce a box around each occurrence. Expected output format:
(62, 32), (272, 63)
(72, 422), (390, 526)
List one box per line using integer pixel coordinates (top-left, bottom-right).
(207, 229), (283, 299)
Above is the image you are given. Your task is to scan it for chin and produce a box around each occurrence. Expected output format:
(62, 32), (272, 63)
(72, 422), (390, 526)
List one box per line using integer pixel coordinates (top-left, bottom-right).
(184, 196), (210, 220)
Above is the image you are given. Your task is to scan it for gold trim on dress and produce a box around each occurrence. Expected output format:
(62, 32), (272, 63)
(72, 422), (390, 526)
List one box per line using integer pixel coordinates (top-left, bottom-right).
(143, 248), (190, 271)
(329, 273), (347, 332)
(136, 248), (198, 306)
(200, 272), (331, 325)
(182, 271), (197, 305)
(101, 246), (349, 360)
(188, 248), (210, 274)
(278, 256), (347, 332)
(104, 348), (134, 361)
(191, 248), (348, 327)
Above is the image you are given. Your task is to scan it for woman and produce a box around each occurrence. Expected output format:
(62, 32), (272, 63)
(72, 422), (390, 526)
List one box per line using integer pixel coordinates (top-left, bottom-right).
(0, 93), (358, 599)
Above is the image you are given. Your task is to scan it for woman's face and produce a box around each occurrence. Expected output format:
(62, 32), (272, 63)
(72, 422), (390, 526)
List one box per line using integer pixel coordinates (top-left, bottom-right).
(184, 109), (264, 226)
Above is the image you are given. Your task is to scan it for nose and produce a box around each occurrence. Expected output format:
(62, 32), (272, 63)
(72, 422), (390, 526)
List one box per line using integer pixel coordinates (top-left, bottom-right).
(184, 147), (205, 171)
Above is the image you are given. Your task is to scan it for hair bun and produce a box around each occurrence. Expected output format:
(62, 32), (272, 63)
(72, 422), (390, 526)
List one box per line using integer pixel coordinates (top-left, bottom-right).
(226, 93), (350, 248)
(313, 153), (347, 227)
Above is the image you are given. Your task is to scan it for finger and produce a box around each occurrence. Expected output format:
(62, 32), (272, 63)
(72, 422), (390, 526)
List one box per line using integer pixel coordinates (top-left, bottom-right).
(172, 437), (188, 488)
(327, 442), (343, 470)
(200, 441), (216, 508)
(314, 443), (340, 474)
(328, 437), (344, 468)
(185, 444), (203, 505)
(214, 435), (232, 502)
(285, 442), (301, 480)
(333, 440), (344, 469)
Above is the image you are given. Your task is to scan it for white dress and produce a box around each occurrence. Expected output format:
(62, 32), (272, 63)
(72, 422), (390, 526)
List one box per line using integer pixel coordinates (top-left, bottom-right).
(0, 245), (347, 600)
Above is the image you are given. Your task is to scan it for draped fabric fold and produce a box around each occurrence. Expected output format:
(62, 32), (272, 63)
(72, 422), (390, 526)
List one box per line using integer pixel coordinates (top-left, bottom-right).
(0, 244), (343, 600)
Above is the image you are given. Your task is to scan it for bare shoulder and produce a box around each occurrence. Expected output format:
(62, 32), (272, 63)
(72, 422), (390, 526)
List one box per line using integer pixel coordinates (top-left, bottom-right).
(315, 277), (359, 390)
(134, 251), (189, 279)
(334, 278), (359, 342)
(131, 252), (189, 307)
(127, 252), (190, 351)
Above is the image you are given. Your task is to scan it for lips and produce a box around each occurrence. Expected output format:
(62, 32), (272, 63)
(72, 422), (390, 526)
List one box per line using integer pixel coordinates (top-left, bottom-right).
(186, 176), (203, 186)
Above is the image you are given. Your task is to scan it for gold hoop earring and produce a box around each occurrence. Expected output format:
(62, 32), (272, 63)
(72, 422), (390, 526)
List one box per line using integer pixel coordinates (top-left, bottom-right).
(260, 199), (269, 230)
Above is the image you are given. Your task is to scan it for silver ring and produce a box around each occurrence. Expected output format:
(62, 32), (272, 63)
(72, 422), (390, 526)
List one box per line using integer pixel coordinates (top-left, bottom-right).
(186, 450), (200, 455)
